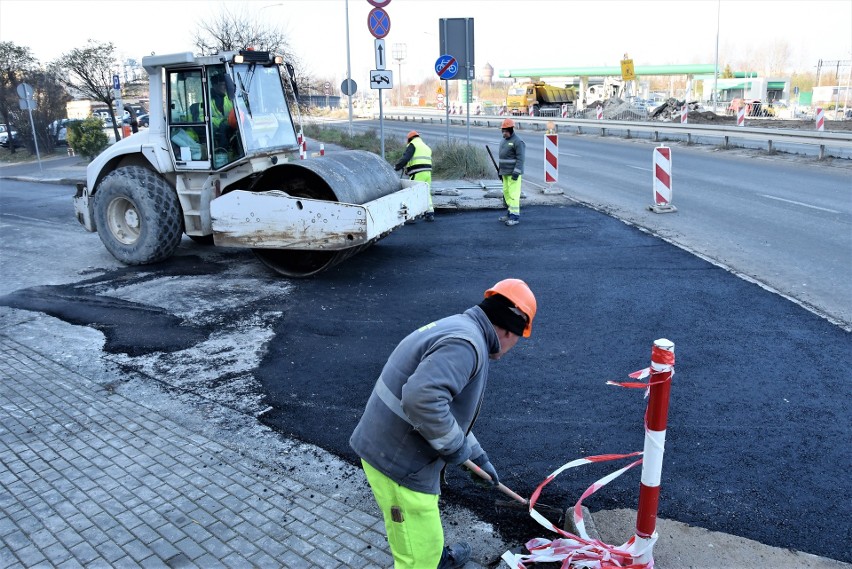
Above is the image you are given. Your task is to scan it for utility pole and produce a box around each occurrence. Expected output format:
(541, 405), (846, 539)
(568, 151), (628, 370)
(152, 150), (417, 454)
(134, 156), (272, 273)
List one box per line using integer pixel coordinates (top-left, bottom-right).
(392, 43), (406, 107)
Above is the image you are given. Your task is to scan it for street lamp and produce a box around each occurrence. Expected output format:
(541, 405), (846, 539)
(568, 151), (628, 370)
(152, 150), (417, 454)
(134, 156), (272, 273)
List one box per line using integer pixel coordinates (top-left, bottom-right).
(713, 0), (720, 112)
(392, 43), (406, 107)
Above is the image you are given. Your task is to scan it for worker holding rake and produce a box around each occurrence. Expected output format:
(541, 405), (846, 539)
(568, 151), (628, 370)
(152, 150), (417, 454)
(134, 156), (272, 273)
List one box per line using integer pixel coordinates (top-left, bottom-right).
(350, 279), (537, 568)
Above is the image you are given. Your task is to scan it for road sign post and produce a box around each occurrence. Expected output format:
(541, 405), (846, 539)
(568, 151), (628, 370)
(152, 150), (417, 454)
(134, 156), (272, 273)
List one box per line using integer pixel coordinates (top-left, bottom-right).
(435, 55), (459, 143)
(16, 83), (42, 170)
(368, 3), (393, 158)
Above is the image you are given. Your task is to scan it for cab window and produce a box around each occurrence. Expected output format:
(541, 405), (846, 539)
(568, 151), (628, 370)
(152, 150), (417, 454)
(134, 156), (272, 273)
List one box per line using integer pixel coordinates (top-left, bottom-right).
(167, 69), (209, 166)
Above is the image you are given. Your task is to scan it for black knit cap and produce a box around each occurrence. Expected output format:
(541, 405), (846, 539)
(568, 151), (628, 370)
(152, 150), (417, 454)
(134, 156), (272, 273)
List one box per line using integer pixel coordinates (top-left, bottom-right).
(478, 294), (526, 336)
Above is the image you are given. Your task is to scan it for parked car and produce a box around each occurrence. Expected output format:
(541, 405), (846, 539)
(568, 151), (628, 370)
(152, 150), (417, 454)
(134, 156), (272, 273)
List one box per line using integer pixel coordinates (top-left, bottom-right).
(137, 113), (149, 127)
(0, 124), (20, 147)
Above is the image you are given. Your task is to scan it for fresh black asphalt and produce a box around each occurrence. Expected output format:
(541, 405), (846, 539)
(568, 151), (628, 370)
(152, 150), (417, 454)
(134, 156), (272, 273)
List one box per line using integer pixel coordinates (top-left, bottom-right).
(253, 204), (851, 562)
(3, 202), (849, 562)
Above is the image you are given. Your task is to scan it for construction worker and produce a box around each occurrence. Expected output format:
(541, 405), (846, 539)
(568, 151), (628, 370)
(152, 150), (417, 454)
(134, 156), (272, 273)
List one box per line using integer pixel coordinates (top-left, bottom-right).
(394, 130), (435, 222)
(350, 278), (538, 569)
(209, 72), (234, 147)
(498, 118), (525, 226)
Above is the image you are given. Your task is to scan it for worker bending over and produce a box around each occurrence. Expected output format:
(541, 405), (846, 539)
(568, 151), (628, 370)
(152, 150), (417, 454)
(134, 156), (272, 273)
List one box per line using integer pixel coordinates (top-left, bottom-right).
(350, 279), (538, 568)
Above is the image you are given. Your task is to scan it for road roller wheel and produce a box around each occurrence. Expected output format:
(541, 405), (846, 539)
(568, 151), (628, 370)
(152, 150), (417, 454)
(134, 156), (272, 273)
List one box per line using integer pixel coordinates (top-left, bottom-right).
(247, 150), (403, 278)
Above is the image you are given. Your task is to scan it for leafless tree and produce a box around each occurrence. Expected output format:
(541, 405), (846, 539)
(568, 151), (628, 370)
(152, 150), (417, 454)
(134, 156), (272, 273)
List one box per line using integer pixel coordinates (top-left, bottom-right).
(55, 40), (123, 142)
(193, 5), (316, 107)
(0, 41), (37, 154)
(193, 5), (295, 60)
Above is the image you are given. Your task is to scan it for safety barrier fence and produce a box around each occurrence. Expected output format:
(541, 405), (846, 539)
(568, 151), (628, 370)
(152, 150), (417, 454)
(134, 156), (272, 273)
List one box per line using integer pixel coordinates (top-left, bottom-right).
(379, 110), (852, 160)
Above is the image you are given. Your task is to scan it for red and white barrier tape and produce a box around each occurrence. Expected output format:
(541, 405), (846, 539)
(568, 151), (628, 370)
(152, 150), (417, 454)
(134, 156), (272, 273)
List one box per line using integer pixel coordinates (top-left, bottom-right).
(501, 452), (650, 569)
(501, 345), (675, 569)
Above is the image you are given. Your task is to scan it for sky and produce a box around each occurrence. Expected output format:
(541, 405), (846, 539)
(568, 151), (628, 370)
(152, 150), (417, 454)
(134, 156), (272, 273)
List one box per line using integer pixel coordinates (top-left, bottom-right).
(1, 0), (851, 88)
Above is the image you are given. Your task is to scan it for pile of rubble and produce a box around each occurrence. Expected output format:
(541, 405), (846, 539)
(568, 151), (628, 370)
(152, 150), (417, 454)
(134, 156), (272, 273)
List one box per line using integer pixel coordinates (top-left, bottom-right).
(579, 98), (647, 121)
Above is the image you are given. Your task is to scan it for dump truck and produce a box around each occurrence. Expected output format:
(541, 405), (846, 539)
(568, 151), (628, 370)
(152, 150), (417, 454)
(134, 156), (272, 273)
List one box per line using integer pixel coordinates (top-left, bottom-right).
(506, 81), (578, 115)
(73, 49), (429, 277)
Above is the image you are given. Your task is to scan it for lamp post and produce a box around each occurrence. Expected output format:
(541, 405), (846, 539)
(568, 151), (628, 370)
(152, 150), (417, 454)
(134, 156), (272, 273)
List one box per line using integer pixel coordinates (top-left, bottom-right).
(713, 0), (720, 112)
(392, 43), (406, 107)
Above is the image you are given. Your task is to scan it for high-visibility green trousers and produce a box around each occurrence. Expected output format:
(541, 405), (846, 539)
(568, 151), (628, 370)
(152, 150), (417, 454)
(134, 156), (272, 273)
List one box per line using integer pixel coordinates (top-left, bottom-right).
(501, 174), (521, 217)
(362, 459), (443, 568)
(411, 170), (434, 213)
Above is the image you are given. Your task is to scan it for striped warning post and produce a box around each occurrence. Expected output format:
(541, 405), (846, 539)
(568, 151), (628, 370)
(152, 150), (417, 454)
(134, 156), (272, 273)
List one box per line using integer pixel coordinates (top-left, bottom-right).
(500, 340), (678, 569)
(626, 339), (675, 565)
(596, 106), (603, 120)
(649, 145), (676, 213)
(681, 106), (688, 124)
(529, 104), (535, 117)
(544, 134), (558, 184)
(815, 107), (825, 131)
(561, 103), (568, 118)
(737, 106), (745, 127)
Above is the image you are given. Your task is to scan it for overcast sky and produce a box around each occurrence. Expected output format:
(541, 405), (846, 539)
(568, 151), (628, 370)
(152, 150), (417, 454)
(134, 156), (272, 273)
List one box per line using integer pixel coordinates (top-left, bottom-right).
(2, 0), (851, 85)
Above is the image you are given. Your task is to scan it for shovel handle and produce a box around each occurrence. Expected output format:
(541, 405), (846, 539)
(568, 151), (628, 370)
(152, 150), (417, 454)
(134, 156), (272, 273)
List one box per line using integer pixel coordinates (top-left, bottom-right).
(463, 460), (529, 506)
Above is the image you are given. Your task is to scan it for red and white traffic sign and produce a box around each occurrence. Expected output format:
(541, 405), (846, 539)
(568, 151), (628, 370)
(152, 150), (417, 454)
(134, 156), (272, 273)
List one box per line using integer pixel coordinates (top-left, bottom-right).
(367, 0), (391, 6)
(367, 7), (390, 39)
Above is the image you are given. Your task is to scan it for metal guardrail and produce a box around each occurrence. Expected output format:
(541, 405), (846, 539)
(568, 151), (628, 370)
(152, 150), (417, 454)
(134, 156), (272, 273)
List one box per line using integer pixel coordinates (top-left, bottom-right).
(379, 110), (852, 160)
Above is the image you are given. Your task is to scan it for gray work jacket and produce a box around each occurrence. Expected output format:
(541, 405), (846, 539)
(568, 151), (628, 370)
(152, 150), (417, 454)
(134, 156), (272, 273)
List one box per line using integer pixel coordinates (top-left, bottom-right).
(498, 132), (526, 176)
(349, 306), (500, 494)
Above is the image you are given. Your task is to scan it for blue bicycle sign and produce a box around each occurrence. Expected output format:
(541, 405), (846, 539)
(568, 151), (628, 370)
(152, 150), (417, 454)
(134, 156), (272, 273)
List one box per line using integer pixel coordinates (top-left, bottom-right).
(435, 55), (458, 80)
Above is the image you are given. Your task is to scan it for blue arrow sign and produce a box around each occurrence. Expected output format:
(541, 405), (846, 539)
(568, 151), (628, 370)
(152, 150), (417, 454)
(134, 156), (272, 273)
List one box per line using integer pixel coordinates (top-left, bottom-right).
(435, 55), (458, 80)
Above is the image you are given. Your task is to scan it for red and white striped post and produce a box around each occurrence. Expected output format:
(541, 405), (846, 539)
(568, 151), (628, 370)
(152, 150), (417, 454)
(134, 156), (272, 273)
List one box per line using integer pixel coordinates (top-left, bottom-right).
(627, 339), (675, 564)
(529, 104), (535, 117)
(319, 143), (325, 156)
(815, 107), (825, 131)
(596, 106), (603, 120)
(649, 145), (677, 213)
(297, 130), (306, 159)
(737, 106), (746, 127)
(544, 133), (558, 184)
(681, 105), (688, 124)
(561, 103), (568, 118)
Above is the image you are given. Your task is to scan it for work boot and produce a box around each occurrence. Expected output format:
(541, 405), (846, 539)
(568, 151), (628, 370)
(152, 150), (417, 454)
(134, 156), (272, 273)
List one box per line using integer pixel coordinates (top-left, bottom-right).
(498, 215), (509, 222)
(437, 542), (472, 568)
(425, 212), (435, 222)
(505, 214), (520, 226)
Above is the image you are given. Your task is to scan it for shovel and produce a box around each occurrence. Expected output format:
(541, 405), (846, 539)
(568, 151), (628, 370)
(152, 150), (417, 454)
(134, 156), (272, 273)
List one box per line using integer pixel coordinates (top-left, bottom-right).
(463, 460), (565, 520)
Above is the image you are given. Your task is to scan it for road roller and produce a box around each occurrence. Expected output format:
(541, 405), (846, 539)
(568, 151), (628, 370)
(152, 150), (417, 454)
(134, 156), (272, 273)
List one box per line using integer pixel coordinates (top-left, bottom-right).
(73, 49), (429, 277)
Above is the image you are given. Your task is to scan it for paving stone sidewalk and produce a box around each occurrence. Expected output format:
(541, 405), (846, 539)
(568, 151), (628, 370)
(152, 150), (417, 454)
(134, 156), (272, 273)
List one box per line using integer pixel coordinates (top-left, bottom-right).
(0, 334), (394, 568)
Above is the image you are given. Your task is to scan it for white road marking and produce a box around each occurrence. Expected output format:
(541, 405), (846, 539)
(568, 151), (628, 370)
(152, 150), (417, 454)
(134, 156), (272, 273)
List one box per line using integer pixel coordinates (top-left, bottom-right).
(760, 194), (841, 214)
(627, 165), (651, 172)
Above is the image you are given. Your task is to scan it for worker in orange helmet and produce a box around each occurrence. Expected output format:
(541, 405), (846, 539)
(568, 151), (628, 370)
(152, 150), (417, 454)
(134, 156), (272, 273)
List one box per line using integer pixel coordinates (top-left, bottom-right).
(394, 130), (435, 222)
(350, 278), (537, 568)
(497, 118), (526, 226)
